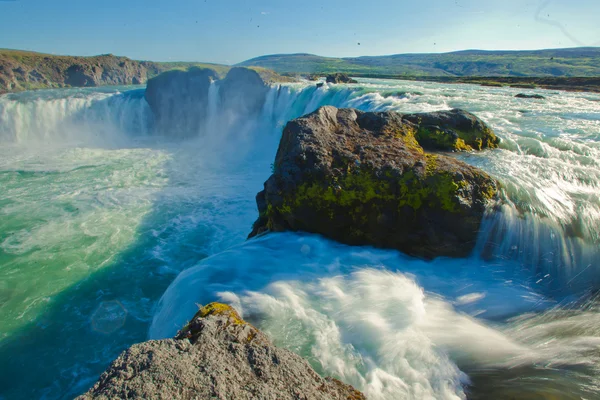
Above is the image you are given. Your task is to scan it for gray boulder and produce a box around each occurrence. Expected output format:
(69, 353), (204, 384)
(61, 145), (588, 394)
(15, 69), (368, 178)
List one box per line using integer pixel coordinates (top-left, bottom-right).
(249, 106), (499, 259)
(78, 303), (364, 400)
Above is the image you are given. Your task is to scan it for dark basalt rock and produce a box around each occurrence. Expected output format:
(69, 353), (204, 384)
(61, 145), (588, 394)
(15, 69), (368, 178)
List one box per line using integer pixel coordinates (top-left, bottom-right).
(249, 106), (499, 259)
(326, 73), (358, 84)
(78, 303), (365, 400)
(515, 93), (546, 99)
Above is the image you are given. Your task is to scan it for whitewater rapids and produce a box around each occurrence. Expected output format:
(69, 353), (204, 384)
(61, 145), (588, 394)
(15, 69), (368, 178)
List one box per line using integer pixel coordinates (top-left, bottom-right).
(0, 79), (599, 399)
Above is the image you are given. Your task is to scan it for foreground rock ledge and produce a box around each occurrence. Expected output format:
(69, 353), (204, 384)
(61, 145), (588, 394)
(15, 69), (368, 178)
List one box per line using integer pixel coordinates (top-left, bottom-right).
(249, 106), (499, 259)
(78, 303), (364, 400)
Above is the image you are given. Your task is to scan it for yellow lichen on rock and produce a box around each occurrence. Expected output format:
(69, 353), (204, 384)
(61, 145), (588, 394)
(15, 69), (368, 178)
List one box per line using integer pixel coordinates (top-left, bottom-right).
(199, 303), (245, 325)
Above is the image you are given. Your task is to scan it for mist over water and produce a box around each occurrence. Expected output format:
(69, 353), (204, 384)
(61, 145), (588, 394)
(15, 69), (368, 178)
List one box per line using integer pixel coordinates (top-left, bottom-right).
(0, 80), (599, 399)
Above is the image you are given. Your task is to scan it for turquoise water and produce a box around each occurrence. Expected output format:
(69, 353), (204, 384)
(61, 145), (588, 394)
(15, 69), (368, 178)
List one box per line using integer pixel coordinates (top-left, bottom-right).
(0, 80), (599, 399)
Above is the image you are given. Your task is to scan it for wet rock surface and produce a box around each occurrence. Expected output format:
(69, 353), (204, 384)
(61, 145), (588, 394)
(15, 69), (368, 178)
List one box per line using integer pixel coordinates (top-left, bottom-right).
(250, 106), (499, 259)
(515, 93), (546, 99)
(219, 67), (269, 119)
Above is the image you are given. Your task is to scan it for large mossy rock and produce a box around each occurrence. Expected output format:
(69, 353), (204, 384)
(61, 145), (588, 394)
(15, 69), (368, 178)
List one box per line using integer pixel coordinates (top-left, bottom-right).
(78, 303), (364, 400)
(250, 106), (499, 259)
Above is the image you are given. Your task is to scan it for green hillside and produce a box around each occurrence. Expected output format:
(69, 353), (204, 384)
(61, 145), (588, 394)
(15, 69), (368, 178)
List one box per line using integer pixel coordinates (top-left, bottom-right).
(238, 48), (600, 77)
(3, 47), (599, 94)
(0, 49), (230, 93)
(0, 49), (294, 94)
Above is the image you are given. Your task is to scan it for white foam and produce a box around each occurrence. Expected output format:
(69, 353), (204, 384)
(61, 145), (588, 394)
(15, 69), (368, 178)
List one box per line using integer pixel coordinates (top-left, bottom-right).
(149, 232), (563, 399)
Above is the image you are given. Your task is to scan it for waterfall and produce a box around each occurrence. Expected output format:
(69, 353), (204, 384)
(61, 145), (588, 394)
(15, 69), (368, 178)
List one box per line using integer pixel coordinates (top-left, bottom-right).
(0, 81), (597, 293)
(0, 88), (152, 145)
(204, 80), (220, 136)
(476, 204), (600, 294)
(2, 79), (599, 400)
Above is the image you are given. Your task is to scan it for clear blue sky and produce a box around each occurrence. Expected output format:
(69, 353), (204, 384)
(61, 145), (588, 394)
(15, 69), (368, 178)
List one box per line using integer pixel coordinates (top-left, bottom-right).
(1, 0), (599, 64)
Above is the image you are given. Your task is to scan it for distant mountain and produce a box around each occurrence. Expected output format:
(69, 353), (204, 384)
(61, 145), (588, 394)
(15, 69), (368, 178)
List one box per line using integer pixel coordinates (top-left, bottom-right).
(238, 48), (600, 77)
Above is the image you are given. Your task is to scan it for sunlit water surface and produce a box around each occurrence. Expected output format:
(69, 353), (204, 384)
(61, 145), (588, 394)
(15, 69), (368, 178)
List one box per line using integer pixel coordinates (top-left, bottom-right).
(0, 80), (599, 399)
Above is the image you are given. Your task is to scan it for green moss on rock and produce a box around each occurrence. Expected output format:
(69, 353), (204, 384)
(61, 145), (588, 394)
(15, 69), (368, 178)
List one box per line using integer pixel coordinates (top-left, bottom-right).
(416, 127), (473, 151)
(405, 108), (500, 152)
(271, 163), (469, 233)
(250, 106), (499, 258)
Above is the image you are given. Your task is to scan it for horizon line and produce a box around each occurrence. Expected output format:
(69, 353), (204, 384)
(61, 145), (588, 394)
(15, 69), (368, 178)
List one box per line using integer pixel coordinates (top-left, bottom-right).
(2, 45), (599, 66)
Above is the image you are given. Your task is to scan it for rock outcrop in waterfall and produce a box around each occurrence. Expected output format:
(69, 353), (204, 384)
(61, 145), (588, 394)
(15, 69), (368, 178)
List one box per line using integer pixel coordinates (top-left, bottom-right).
(144, 67), (219, 135)
(78, 303), (365, 400)
(326, 73), (358, 84)
(250, 106), (499, 259)
(144, 67), (270, 137)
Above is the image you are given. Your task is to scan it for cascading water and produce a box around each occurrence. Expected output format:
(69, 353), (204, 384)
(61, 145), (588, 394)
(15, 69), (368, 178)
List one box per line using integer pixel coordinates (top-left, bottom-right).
(0, 79), (599, 399)
(0, 87), (152, 145)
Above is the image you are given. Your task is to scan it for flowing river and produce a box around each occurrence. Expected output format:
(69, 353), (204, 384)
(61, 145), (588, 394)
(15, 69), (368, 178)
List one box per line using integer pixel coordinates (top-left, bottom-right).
(0, 79), (599, 399)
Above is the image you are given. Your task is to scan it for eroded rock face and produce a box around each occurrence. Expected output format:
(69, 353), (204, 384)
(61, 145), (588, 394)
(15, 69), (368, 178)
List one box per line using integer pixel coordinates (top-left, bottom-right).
(64, 65), (98, 87)
(249, 106), (499, 259)
(0, 53), (148, 94)
(78, 303), (364, 400)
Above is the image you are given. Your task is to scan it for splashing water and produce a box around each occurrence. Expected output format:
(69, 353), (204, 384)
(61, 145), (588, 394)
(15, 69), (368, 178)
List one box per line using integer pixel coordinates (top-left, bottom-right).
(0, 79), (599, 399)
(150, 232), (599, 399)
